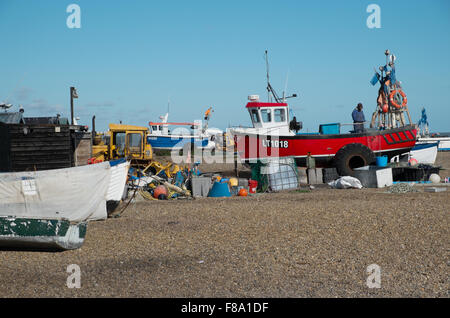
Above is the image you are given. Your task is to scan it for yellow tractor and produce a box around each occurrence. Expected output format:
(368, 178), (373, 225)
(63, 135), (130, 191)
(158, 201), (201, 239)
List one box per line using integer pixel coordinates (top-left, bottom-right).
(92, 123), (153, 166)
(91, 123), (186, 179)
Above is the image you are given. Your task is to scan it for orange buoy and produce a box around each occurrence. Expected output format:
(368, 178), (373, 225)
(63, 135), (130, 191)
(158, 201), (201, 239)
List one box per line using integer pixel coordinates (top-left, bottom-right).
(382, 104), (389, 113)
(238, 188), (248, 197)
(153, 185), (168, 199)
(408, 158), (418, 167)
(389, 89), (407, 109)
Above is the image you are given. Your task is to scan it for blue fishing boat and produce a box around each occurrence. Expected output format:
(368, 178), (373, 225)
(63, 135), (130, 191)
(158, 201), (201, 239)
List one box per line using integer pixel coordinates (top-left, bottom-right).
(147, 111), (221, 151)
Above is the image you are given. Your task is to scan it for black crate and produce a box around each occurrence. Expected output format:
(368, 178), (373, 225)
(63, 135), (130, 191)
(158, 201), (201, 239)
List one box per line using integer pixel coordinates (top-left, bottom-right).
(392, 166), (441, 182)
(323, 167), (339, 183)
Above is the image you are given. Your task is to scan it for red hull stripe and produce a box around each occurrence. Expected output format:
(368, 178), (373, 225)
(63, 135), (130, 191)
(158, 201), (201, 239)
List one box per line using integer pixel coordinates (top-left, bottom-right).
(235, 127), (417, 160)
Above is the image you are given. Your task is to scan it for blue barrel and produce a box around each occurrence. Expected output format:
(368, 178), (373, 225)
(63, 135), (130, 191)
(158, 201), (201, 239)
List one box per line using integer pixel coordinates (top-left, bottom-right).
(207, 181), (231, 197)
(376, 156), (388, 167)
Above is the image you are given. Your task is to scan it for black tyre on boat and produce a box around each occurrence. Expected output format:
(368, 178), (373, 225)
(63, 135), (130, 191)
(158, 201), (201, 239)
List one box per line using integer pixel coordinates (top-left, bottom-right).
(334, 143), (375, 176)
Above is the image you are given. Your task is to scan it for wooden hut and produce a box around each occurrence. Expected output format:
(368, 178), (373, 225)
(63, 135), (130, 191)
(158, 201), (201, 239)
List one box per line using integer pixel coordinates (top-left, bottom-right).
(0, 121), (92, 172)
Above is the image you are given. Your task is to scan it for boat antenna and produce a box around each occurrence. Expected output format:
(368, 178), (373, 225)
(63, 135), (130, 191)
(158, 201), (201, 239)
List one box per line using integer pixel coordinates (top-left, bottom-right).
(265, 50), (271, 102)
(265, 51), (281, 103)
(264, 51), (297, 103)
(282, 69), (290, 102)
(167, 96), (170, 114)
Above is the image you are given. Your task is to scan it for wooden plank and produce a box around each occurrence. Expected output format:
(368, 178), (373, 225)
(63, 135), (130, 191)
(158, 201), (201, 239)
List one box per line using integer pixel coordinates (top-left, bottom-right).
(12, 160), (71, 166)
(10, 135), (70, 141)
(12, 160), (72, 167)
(10, 130), (70, 135)
(11, 155), (72, 161)
(10, 146), (71, 152)
(10, 141), (71, 147)
(11, 153), (69, 160)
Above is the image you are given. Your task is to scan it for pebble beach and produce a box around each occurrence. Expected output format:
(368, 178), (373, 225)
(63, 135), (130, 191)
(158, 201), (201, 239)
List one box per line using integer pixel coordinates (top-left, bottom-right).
(0, 153), (448, 298)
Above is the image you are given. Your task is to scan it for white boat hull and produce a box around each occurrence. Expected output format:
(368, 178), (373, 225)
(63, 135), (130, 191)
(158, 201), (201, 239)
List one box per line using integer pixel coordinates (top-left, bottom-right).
(410, 142), (439, 164)
(418, 137), (450, 151)
(391, 142), (439, 165)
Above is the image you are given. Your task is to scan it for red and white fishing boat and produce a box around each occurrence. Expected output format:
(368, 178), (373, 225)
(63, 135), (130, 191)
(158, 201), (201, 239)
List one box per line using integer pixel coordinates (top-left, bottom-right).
(230, 51), (418, 176)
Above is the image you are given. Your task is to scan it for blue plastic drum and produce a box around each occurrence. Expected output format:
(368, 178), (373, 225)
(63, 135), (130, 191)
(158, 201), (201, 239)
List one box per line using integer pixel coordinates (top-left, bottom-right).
(376, 156), (388, 167)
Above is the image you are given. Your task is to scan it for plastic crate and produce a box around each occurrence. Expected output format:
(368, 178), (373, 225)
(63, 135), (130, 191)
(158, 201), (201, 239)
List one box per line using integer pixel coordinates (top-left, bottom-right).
(319, 123), (340, 135)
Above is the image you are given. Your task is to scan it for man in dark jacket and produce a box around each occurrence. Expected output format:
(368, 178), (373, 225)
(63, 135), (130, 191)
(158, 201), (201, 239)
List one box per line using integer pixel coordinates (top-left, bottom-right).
(352, 103), (365, 133)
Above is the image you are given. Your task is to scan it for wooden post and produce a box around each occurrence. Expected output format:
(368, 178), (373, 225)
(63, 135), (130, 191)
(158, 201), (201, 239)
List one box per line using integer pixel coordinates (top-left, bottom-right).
(234, 135), (238, 177)
(222, 132), (226, 162)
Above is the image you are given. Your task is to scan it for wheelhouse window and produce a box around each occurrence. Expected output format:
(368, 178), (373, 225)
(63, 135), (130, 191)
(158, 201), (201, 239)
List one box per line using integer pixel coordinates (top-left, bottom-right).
(261, 109), (272, 122)
(274, 108), (286, 122)
(250, 109), (260, 123)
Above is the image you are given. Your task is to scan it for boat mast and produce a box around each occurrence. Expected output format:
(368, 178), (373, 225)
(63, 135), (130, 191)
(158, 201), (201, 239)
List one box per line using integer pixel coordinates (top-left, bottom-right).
(265, 51), (284, 103)
(265, 50), (271, 102)
(166, 96), (170, 119)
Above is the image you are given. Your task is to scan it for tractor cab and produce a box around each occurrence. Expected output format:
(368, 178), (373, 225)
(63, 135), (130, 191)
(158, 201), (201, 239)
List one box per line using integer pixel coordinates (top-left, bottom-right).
(109, 124), (152, 160)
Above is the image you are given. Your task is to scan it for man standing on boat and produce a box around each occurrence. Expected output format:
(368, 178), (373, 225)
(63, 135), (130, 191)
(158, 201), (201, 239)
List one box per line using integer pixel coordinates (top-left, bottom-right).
(352, 103), (366, 133)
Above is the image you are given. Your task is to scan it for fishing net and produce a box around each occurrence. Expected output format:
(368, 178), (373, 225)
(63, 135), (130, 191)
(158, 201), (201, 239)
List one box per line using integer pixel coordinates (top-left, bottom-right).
(250, 157), (299, 192)
(250, 160), (269, 193)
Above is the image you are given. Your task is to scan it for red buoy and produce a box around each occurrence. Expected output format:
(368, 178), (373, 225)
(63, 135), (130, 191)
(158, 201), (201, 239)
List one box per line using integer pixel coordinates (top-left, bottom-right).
(153, 185), (168, 199)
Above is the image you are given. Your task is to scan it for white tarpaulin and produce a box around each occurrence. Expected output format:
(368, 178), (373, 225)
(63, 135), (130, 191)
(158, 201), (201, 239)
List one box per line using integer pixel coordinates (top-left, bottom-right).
(328, 176), (363, 189)
(0, 162), (111, 222)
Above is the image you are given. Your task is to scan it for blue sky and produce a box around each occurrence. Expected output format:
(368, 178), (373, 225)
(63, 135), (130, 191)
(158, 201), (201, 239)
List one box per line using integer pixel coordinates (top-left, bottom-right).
(0, 0), (449, 132)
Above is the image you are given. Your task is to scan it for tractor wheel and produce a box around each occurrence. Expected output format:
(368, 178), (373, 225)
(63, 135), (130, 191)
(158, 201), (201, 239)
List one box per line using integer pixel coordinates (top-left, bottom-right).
(334, 143), (375, 176)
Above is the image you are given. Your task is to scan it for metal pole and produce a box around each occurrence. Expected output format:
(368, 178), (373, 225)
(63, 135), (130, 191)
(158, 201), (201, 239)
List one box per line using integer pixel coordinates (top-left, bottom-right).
(265, 50), (271, 103)
(92, 115), (96, 140)
(70, 87), (74, 125)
